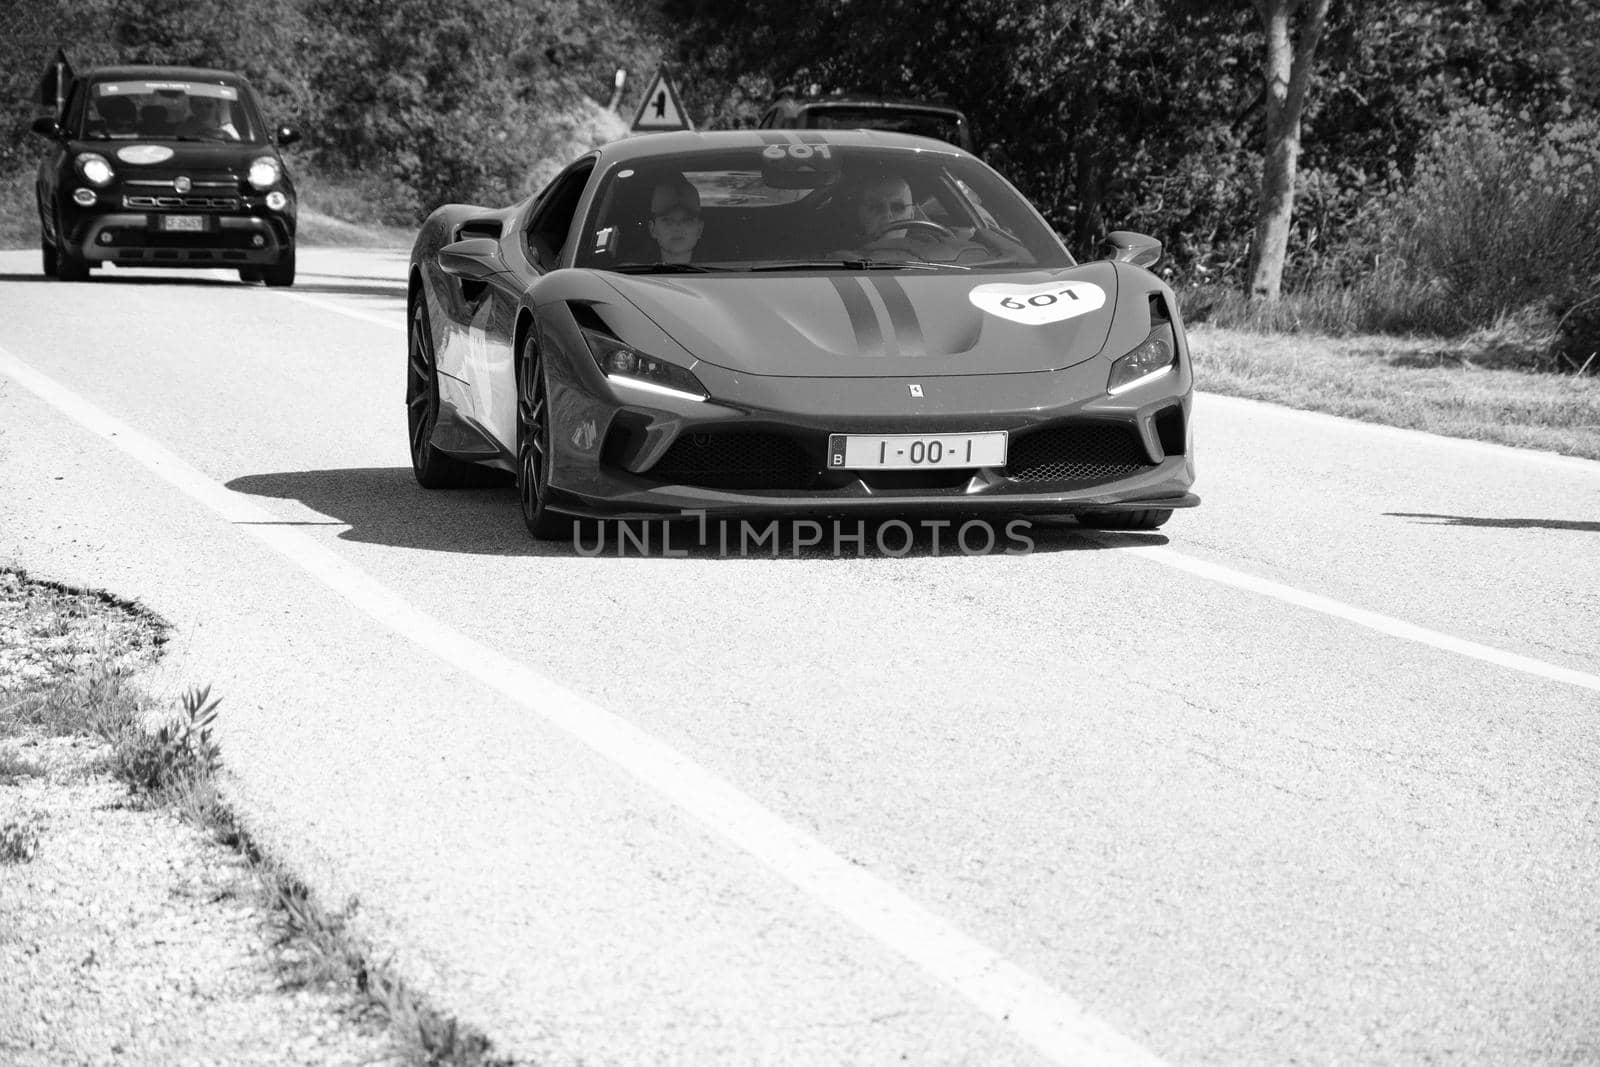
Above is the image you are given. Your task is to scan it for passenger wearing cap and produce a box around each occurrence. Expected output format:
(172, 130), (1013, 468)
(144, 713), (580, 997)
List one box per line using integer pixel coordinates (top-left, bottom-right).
(648, 176), (704, 263)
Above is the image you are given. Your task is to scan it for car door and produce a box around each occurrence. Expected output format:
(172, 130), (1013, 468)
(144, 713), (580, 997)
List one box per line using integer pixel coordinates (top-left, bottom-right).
(458, 158), (596, 448)
(35, 78), (86, 243)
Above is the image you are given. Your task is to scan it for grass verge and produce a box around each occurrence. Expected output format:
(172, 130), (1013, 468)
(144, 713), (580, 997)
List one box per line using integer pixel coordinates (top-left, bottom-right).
(1189, 324), (1600, 461)
(0, 567), (506, 1065)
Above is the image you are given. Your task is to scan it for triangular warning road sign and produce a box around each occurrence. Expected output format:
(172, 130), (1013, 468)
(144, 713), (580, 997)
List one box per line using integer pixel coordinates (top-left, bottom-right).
(630, 68), (694, 133)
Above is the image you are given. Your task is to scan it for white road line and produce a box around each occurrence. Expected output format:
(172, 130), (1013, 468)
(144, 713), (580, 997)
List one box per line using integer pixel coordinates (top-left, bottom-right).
(1117, 543), (1600, 693)
(0, 344), (1168, 1067)
(278, 290), (407, 331)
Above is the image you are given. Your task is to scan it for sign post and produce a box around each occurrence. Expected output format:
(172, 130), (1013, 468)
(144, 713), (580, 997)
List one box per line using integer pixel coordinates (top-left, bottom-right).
(629, 68), (693, 134)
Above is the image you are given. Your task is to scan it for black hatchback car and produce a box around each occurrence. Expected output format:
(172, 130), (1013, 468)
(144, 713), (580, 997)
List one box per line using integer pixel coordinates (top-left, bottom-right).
(32, 65), (300, 285)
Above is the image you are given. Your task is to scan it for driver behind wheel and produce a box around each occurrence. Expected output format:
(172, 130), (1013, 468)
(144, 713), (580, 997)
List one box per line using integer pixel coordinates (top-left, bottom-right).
(857, 175), (919, 244)
(833, 173), (1025, 264)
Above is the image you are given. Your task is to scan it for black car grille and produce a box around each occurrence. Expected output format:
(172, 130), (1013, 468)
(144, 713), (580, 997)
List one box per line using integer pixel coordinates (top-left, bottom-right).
(647, 432), (819, 491)
(1004, 423), (1152, 485)
(123, 194), (242, 210)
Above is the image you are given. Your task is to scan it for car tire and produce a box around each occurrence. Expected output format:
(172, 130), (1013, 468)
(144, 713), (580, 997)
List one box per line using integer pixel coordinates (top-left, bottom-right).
(516, 336), (572, 541)
(261, 246), (295, 287)
(406, 298), (501, 490)
(1076, 509), (1172, 531)
(238, 268), (263, 283)
(53, 210), (89, 282)
(41, 232), (56, 278)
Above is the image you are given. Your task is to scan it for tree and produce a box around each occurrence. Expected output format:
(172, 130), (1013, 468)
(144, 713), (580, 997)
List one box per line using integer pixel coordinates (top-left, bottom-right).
(1248, 0), (1331, 301)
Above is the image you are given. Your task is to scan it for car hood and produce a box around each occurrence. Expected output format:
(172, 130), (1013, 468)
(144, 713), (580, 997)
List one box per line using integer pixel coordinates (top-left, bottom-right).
(73, 139), (273, 174)
(599, 262), (1120, 377)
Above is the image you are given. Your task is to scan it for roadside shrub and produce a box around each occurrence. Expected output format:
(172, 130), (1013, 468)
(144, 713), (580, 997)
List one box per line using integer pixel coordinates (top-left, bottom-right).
(0, 819), (41, 864)
(1344, 107), (1600, 371)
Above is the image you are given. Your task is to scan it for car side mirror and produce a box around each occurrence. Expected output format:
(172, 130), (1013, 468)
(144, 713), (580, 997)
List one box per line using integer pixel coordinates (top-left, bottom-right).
(1099, 230), (1162, 270)
(31, 116), (61, 138)
(274, 124), (301, 146)
(437, 238), (504, 281)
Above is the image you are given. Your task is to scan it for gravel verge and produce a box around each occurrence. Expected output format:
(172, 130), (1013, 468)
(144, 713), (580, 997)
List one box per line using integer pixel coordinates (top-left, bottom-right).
(1, 568), (408, 1066)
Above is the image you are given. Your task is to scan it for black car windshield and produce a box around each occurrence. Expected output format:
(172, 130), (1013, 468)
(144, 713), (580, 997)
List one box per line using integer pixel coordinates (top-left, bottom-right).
(575, 144), (1072, 273)
(79, 80), (263, 143)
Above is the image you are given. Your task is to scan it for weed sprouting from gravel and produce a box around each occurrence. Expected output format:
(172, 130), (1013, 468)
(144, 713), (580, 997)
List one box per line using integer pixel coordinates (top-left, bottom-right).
(94, 684), (223, 799)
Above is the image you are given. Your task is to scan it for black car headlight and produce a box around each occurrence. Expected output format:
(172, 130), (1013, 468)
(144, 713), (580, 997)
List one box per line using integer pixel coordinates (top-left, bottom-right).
(75, 152), (114, 187)
(1107, 323), (1177, 394)
(582, 327), (708, 402)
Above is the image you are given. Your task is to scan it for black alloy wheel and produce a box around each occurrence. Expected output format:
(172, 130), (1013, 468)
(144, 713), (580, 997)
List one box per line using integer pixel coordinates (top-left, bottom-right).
(406, 298), (493, 489)
(516, 336), (571, 540)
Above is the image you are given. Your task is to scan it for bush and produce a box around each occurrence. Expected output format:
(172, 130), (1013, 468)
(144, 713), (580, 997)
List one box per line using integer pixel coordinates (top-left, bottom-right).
(1344, 107), (1600, 370)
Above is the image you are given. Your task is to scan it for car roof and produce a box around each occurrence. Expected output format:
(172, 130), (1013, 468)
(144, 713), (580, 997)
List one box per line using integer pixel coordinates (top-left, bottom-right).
(600, 128), (970, 165)
(82, 65), (249, 85)
(768, 94), (965, 116)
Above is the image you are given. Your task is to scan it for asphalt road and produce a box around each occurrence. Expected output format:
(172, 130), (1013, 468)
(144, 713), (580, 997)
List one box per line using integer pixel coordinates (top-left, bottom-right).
(2, 248), (1597, 1066)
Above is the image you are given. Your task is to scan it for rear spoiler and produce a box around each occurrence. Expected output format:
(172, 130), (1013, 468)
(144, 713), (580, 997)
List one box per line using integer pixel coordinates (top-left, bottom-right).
(38, 48), (74, 114)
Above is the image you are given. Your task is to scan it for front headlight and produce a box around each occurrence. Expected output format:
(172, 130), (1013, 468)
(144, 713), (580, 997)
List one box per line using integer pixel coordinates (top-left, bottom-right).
(1107, 324), (1177, 394)
(247, 157), (281, 189)
(581, 328), (707, 402)
(75, 153), (113, 187)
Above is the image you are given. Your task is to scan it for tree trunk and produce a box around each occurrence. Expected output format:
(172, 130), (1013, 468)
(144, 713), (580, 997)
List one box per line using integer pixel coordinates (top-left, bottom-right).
(1249, 0), (1330, 302)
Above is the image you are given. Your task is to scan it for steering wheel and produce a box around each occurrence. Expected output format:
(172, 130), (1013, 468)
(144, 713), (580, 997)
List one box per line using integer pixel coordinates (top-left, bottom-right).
(876, 219), (956, 241)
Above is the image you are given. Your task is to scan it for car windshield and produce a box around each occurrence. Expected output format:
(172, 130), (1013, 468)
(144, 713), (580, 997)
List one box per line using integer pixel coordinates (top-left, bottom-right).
(575, 145), (1071, 273)
(80, 80), (262, 143)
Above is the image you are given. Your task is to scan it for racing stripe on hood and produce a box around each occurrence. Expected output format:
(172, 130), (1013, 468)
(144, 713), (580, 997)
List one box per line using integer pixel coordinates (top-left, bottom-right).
(868, 277), (926, 358)
(829, 277), (885, 357)
(757, 131), (795, 146)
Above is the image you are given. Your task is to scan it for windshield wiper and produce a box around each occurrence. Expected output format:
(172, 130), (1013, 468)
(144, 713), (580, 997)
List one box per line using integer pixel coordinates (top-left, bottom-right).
(610, 262), (727, 274)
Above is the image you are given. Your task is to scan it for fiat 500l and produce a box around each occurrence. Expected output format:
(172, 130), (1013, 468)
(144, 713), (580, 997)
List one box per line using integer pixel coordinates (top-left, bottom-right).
(32, 64), (300, 285)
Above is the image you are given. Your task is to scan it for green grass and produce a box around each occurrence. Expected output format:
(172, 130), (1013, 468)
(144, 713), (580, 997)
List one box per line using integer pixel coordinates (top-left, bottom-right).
(0, 748), (45, 783)
(0, 818), (41, 864)
(1190, 324), (1600, 460)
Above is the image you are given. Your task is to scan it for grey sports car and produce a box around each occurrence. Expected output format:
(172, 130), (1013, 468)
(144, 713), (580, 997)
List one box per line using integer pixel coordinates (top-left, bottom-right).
(406, 129), (1197, 539)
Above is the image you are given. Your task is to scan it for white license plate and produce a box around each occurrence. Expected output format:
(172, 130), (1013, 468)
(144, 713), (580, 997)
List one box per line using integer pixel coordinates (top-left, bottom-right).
(828, 431), (1008, 470)
(161, 214), (205, 232)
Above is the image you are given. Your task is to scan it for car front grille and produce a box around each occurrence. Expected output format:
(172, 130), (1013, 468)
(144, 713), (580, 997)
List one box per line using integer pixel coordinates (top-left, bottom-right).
(1003, 423), (1152, 485)
(647, 432), (820, 491)
(123, 194), (242, 210)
